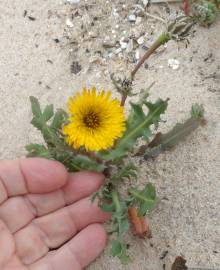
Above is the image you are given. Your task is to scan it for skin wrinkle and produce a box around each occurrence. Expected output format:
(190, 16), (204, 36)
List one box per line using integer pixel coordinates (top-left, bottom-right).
(65, 202), (85, 234)
(16, 197), (36, 231)
(23, 196), (38, 217)
(56, 189), (66, 212)
(63, 206), (78, 236)
(18, 160), (30, 194)
(0, 197), (36, 234)
(25, 190), (65, 218)
(0, 175), (9, 204)
(31, 221), (51, 253)
(12, 217), (35, 235)
(34, 206), (77, 249)
(41, 246), (81, 270)
(14, 223), (50, 266)
(14, 225), (49, 266)
(66, 245), (82, 270)
(0, 161), (28, 196)
(0, 220), (15, 269)
(30, 262), (55, 270)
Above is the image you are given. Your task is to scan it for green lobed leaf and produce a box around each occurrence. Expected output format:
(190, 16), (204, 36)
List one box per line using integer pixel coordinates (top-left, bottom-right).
(51, 109), (68, 129)
(29, 97), (68, 148)
(144, 104), (205, 160)
(70, 155), (106, 172)
(30, 96), (42, 118)
(129, 183), (157, 216)
(111, 240), (130, 263)
(110, 162), (137, 182)
(38, 126), (61, 147)
(119, 219), (130, 233)
(25, 144), (52, 158)
(51, 149), (105, 172)
(111, 240), (123, 257)
(100, 98), (168, 161)
(100, 203), (115, 212)
(43, 104), (54, 122)
(31, 117), (44, 130)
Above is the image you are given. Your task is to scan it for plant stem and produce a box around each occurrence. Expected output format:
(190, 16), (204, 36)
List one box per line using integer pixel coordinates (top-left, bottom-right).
(87, 151), (104, 164)
(112, 190), (121, 213)
(120, 94), (127, 106)
(131, 33), (170, 79)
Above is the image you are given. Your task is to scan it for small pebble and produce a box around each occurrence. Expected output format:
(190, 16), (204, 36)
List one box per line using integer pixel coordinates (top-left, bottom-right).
(128, 14), (136, 22)
(66, 0), (80, 3)
(103, 41), (115, 48)
(88, 31), (98, 38)
(168, 59), (180, 70)
(142, 0), (149, 6)
(54, 38), (60, 43)
(137, 36), (145, 45)
(135, 49), (140, 60)
(120, 41), (127, 49)
(66, 18), (74, 27)
(115, 48), (122, 54)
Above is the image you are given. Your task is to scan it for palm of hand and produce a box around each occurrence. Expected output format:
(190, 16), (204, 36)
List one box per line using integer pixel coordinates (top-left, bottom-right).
(0, 158), (108, 270)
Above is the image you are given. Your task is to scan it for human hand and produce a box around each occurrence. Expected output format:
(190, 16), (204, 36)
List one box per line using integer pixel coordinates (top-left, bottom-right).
(0, 158), (109, 270)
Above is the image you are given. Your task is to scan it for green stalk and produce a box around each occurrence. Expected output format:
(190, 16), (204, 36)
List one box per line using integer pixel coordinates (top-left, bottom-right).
(112, 190), (121, 213)
(131, 33), (170, 79)
(112, 190), (125, 236)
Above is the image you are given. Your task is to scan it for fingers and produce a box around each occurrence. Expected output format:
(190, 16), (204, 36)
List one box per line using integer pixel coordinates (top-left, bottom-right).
(0, 158), (68, 198)
(0, 171), (105, 233)
(34, 198), (109, 248)
(26, 171), (105, 216)
(19, 158), (68, 194)
(0, 219), (15, 268)
(67, 224), (107, 268)
(30, 224), (107, 270)
(14, 198), (109, 265)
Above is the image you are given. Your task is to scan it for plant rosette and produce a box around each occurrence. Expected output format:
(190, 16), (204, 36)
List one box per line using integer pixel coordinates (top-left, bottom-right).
(26, 87), (204, 262)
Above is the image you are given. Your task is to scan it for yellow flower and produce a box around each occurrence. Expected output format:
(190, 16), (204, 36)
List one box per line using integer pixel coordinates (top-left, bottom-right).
(63, 87), (125, 151)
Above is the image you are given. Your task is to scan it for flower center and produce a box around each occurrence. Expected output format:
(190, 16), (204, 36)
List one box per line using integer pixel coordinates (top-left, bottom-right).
(83, 111), (100, 129)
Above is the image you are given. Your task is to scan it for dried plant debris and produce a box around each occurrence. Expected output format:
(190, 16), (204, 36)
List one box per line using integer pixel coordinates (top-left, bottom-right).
(70, 61), (82, 74)
(128, 207), (152, 238)
(171, 256), (188, 270)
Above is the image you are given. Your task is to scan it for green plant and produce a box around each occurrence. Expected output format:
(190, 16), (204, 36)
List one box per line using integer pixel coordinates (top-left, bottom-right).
(26, 15), (205, 263)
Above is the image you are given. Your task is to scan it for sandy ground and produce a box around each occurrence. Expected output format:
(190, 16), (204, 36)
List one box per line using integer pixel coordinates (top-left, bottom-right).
(0, 0), (219, 269)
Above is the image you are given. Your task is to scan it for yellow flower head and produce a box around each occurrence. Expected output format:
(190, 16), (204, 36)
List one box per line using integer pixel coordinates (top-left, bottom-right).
(63, 87), (125, 151)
